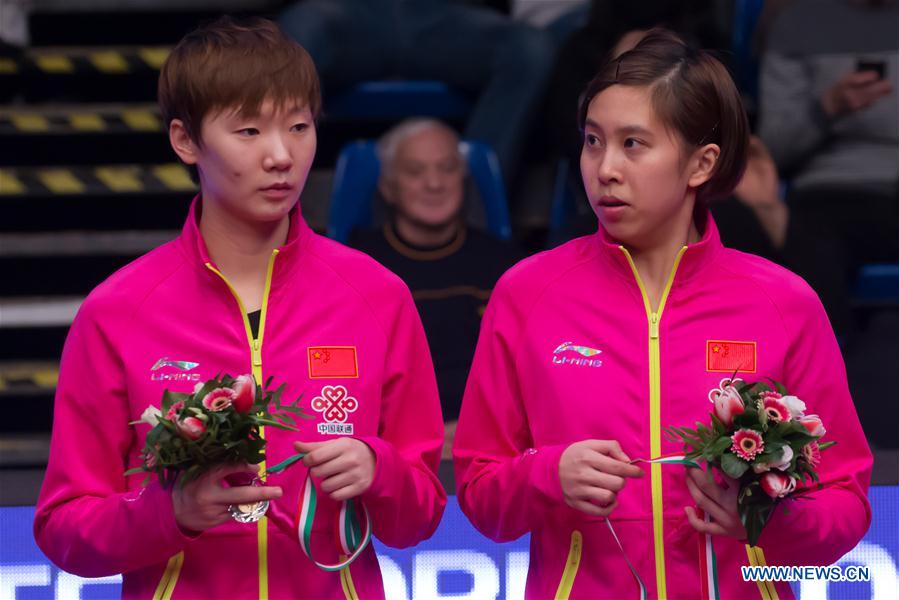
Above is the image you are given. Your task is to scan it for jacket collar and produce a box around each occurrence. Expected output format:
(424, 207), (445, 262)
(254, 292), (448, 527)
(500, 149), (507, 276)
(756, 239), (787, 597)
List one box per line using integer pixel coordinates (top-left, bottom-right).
(177, 195), (311, 284)
(592, 212), (723, 285)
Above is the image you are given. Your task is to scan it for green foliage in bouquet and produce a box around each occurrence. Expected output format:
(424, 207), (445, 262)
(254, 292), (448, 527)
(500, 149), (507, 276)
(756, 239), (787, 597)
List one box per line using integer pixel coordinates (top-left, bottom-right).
(666, 379), (833, 546)
(125, 374), (311, 488)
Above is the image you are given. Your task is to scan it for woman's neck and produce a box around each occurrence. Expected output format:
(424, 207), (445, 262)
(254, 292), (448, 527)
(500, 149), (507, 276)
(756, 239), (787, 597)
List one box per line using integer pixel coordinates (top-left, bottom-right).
(199, 200), (290, 311)
(628, 216), (700, 313)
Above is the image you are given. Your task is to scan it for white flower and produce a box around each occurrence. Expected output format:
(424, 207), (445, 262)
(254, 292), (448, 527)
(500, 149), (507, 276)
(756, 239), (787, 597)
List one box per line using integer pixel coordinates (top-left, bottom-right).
(193, 382), (205, 394)
(781, 395), (806, 419)
(753, 445), (794, 473)
(139, 405), (161, 427)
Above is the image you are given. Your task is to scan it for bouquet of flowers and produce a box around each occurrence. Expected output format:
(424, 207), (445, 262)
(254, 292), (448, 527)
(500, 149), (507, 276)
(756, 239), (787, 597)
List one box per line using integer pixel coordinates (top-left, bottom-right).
(666, 377), (833, 546)
(126, 374), (310, 489)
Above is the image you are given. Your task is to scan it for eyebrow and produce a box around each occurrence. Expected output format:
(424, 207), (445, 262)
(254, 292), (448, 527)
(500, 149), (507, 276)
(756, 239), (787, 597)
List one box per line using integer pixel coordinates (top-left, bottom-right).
(584, 118), (653, 138)
(232, 105), (310, 120)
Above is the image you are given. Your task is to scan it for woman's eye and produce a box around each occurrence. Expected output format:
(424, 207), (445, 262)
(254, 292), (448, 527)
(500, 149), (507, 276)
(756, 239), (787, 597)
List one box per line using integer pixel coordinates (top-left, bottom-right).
(237, 128), (259, 136)
(291, 123), (309, 132)
(624, 138), (642, 149)
(585, 134), (602, 147)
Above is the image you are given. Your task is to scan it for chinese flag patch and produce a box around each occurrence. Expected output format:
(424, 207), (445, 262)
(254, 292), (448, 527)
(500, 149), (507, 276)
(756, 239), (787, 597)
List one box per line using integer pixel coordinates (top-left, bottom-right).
(706, 340), (756, 373)
(308, 346), (359, 379)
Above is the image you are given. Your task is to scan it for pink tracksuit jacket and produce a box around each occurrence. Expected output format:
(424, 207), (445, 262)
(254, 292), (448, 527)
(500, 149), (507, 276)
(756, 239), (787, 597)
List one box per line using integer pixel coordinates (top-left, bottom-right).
(34, 198), (446, 599)
(453, 217), (872, 599)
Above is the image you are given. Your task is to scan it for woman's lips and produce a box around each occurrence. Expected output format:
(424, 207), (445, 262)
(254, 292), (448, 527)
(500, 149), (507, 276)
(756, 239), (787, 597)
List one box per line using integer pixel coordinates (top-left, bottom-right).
(597, 196), (630, 221)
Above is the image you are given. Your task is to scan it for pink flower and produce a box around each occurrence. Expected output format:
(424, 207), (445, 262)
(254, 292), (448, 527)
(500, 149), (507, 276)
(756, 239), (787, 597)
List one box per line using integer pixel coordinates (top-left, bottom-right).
(202, 387), (235, 412)
(801, 442), (821, 467)
(166, 401), (185, 421)
(759, 390), (782, 401)
(760, 472), (797, 498)
(731, 429), (765, 461)
(177, 416), (206, 440)
(762, 397), (791, 423)
(708, 378), (745, 402)
(231, 375), (256, 413)
(713, 385), (745, 427)
(144, 452), (157, 469)
(799, 415), (826, 437)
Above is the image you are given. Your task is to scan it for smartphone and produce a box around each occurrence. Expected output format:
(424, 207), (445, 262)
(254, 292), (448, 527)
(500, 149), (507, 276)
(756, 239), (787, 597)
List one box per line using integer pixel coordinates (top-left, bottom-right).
(857, 59), (887, 80)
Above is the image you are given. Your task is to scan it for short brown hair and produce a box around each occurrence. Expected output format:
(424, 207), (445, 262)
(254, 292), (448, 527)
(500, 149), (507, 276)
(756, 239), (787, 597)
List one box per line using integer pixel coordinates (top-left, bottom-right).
(578, 29), (749, 205)
(159, 16), (321, 146)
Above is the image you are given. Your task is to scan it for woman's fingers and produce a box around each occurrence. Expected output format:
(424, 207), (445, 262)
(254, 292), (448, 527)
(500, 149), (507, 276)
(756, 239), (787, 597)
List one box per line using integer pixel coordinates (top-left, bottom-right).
(215, 484), (283, 507)
(685, 506), (728, 536)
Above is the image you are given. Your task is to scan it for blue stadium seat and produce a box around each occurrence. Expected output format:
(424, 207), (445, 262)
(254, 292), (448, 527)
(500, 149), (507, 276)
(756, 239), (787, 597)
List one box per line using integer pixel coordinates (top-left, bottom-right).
(327, 139), (512, 243)
(853, 264), (899, 306)
(732, 0), (765, 105)
(326, 81), (472, 120)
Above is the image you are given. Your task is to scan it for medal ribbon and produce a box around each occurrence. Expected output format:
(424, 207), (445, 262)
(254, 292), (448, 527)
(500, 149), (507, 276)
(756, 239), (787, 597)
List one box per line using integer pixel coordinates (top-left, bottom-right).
(606, 454), (720, 600)
(267, 453), (372, 572)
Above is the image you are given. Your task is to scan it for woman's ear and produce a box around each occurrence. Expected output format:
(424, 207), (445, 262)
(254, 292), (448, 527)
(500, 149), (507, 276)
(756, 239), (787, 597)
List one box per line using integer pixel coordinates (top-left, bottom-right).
(687, 143), (720, 189)
(169, 119), (199, 165)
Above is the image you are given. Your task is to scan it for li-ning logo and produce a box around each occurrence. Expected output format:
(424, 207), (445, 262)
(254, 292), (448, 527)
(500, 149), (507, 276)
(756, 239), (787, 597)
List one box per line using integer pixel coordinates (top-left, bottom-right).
(150, 357), (201, 381)
(552, 342), (603, 368)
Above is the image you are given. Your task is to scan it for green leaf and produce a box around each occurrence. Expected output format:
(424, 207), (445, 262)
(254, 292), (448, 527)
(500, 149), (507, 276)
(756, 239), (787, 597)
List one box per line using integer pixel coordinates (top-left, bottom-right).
(721, 452), (750, 478)
(709, 413), (728, 435)
(708, 436), (732, 456)
(740, 498), (777, 547)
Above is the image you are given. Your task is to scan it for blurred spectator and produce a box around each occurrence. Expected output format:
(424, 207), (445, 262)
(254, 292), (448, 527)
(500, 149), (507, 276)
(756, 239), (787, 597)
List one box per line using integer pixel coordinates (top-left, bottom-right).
(349, 119), (522, 458)
(543, 0), (729, 168)
(759, 0), (899, 339)
(279, 0), (555, 186)
(0, 0), (29, 52)
(510, 0), (589, 46)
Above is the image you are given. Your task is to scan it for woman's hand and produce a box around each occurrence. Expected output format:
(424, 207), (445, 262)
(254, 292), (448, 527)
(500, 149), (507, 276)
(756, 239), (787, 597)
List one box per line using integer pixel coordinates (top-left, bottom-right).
(295, 438), (376, 502)
(172, 463), (282, 534)
(559, 440), (644, 517)
(684, 467), (747, 540)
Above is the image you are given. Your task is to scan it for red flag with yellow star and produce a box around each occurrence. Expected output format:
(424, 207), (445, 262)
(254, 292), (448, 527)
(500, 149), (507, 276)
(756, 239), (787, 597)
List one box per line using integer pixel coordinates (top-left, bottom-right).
(706, 340), (756, 373)
(308, 346), (358, 378)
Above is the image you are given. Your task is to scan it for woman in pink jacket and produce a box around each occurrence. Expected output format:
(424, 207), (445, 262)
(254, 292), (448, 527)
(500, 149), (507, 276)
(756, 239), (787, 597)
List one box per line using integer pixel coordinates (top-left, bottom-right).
(34, 17), (445, 599)
(453, 30), (872, 599)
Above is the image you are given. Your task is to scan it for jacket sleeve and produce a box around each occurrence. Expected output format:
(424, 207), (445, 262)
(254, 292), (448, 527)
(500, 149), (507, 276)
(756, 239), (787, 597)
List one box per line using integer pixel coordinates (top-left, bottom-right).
(453, 277), (567, 543)
(33, 298), (191, 577)
(758, 52), (832, 173)
(756, 284), (872, 565)
(358, 284), (447, 548)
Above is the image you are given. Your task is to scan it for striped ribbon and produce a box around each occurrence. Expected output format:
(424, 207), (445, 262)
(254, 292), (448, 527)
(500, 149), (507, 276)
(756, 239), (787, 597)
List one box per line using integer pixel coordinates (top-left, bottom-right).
(606, 454), (720, 600)
(267, 453), (372, 572)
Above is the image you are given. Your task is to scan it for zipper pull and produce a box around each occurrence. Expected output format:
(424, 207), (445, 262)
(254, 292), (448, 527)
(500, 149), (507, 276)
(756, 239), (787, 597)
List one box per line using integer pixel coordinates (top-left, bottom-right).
(650, 313), (659, 339)
(252, 339), (262, 367)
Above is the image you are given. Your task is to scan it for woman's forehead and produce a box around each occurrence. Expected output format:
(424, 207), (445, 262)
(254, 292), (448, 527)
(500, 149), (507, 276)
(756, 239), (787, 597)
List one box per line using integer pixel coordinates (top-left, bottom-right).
(586, 85), (657, 130)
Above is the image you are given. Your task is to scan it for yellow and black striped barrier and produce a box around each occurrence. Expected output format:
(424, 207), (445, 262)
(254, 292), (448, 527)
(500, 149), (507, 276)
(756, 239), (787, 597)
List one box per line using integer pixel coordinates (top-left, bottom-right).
(0, 363), (59, 393)
(0, 163), (196, 196)
(0, 46), (171, 76)
(0, 105), (163, 134)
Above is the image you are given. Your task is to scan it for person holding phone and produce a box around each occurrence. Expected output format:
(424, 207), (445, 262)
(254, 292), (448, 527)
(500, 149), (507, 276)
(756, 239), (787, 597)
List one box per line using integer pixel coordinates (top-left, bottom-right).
(758, 0), (899, 343)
